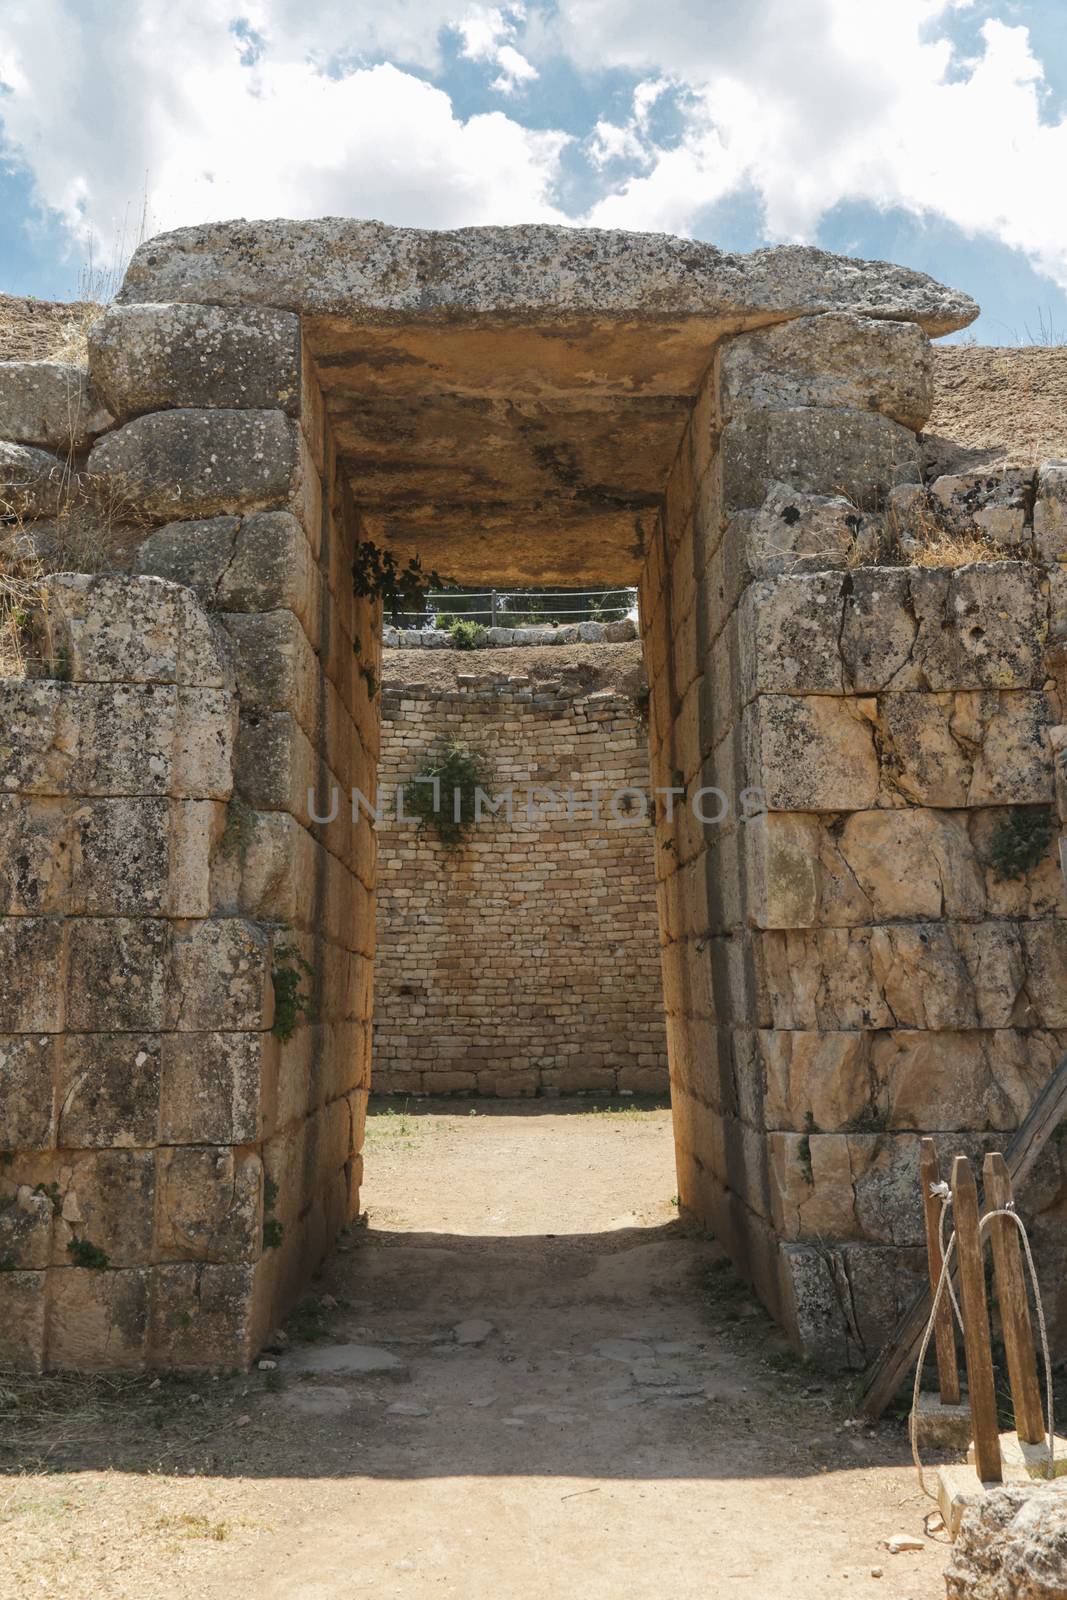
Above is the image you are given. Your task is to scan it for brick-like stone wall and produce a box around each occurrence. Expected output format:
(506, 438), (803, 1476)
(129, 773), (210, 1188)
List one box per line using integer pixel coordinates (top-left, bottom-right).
(373, 653), (669, 1097)
(642, 310), (1067, 1364)
(0, 307), (378, 1369)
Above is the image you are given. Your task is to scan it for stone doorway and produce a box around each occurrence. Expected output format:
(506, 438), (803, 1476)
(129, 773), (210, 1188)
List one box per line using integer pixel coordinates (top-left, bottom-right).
(10, 219), (1053, 1383)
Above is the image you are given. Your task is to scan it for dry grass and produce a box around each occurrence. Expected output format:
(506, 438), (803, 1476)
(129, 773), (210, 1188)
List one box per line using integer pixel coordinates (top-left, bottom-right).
(0, 473), (154, 675)
(44, 301), (107, 364)
(845, 488), (1019, 570)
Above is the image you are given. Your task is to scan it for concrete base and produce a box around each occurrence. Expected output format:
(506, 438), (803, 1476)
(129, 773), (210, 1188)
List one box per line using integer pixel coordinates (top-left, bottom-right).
(913, 1389), (973, 1452)
(937, 1462), (1028, 1539)
(968, 1429), (1067, 1480)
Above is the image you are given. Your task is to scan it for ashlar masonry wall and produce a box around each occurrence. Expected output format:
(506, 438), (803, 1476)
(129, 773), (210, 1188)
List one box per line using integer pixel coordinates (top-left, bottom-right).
(0, 306), (379, 1369)
(374, 652), (669, 1097)
(642, 309), (1067, 1364)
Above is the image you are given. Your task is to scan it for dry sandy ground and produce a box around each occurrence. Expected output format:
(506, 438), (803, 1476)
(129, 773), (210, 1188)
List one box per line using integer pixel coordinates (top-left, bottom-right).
(1, 1104), (954, 1600)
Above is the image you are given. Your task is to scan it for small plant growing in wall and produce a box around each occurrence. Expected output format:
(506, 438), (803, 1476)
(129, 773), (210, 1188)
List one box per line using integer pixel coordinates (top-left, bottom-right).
(271, 943), (316, 1042)
(408, 738), (495, 850)
(351, 539), (443, 624)
(986, 806), (1053, 880)
(67, 1237), (109, 1269)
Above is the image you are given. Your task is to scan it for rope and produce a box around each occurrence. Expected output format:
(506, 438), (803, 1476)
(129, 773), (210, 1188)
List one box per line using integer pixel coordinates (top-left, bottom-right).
(910, 1193), (1056, 1501)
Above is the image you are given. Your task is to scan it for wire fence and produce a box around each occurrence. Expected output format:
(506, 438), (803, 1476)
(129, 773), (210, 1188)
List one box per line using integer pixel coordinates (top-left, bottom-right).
(392, 587), (639, 628)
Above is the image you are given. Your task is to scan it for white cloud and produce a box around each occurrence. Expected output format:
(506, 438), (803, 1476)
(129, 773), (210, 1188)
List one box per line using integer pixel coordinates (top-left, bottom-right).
(1, 0), (1066, 302)
(0, 0), (564, 264)
(456, 6), (538, 92)
(573, 4), (1067, 292)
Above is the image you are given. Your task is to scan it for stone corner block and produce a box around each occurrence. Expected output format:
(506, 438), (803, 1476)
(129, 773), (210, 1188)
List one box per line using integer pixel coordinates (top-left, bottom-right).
(88, 302), (301, 423)
(86, 409), (299, 522)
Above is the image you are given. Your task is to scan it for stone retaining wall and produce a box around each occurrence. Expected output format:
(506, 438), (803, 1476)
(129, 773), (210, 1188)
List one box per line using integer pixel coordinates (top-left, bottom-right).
(374, 654), (668, 1097)
(641, 309), (1067, 1363)
(1, 307), (378, 1369)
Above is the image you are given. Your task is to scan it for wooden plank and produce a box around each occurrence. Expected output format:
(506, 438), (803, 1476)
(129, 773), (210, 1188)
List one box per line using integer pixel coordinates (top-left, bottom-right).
(858, 1048), (1067, 1419)
(984, 1151), (1045, 1446)
(920, 1138), (961, 1405)
(951, 1156), (1002, 1482)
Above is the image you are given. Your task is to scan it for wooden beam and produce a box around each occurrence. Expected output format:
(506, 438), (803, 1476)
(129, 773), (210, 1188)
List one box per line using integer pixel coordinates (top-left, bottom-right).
(920, 1138), (960, 1405)
(857, 1048), (1067, 1419)
(983, 1151), (1045, 1446)
(951, 1156), (1001, 1483)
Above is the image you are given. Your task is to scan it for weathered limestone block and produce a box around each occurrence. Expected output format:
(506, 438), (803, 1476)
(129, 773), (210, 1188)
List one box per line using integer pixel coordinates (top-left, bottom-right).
(744, 812), (821, 928)
(771, 1132), (986, 1248)
(872, 1028), (1059, 1132)
(29, 795), (216, 920)
(0, 796), (72, 913)
(47, 573), (233, 689)
(174, 687), (237, 800)
(762, 920), (1067, 1032)
(0, 1185), (54, 1270)
(135, 515), (240, 601)
(0, 1272), (47, 1369)
(878, 690), (1055, 807)
(720, 408), (919, 516)
(156, 1146), (262, 1263)
(929, 464), (1034, 544)
(219, 609), (320, 732)
(0, 682), (171, 799)
(757, 1030), (872, 1133)
(48, 1266), (150, 1368)
(159, 1032), (266, 1145)
(149, 1262), (258, 1369)
(840, 564), (1045, 692)
(47, 1148), (156, 1264)
(67, 918), (170, 1031)
(0, 1035), (57, 1148)
(722, 487), (866, 600)
(0, 918), (65, 1031)
(215, 512), (322, 635)
(55, 1034), (161, 1148)
(1034, 463), (1067, 564)
(719, 313), (933, 431)
(744, 694), (879, 811)
(0, 439), (66, 517)
(780, 1241), (931, 1367)
(814, 808), (977, 924)
(65, 797), (166, 915)
(87, 409), (299, 521)
(169, 918), (273, 1032)
(737, 574), (845, 696)
(88, 303), (300, 421)
(778, 1243), (863, 1368)
(945, 1480), (1067, 1600)
(0, 360), (113, 451)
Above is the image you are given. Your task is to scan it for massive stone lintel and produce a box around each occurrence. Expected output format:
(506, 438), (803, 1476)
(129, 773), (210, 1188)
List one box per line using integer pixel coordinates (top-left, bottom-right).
(118, 220), (977, 335)
(114, 220), (977, 584)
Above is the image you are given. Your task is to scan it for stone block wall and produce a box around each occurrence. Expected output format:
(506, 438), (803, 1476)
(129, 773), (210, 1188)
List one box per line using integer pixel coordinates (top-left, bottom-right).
(642, 310), (1067, 1364)
(374, 655), (668, 1097)
(0, 308), (378, 1369)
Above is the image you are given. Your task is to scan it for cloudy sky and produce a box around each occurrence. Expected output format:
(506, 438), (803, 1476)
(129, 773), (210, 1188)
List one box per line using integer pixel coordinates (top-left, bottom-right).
(1, 0), (1065, 342)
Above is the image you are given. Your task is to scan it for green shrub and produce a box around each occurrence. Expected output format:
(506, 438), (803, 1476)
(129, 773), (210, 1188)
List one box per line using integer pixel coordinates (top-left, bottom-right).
(407, 738), (495, 849)
(449, 619), (486, 651)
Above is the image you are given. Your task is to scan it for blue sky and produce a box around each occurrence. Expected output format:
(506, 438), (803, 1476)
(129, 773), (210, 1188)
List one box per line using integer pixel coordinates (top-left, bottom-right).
(1, 1), (1066, 343)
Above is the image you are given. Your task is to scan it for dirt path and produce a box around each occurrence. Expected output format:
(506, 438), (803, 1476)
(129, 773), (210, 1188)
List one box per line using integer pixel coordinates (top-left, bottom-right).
(0, 1103), (950, 1599)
